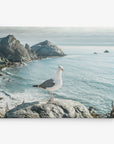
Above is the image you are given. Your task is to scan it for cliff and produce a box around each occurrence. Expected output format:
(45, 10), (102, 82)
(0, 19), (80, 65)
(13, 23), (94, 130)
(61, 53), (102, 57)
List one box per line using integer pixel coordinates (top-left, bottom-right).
(31, 40), (65, 57)
(0, 35), (31, 62)
(0, 35), (65, 69)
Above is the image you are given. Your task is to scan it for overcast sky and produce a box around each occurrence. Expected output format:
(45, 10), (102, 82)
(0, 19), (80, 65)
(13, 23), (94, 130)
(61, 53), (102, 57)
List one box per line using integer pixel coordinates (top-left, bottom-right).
(0, 27), (114, 46)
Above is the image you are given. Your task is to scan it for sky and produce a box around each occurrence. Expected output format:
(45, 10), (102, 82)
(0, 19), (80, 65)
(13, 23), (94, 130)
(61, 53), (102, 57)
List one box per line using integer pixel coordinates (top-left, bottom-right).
(0, 27), (114, 46)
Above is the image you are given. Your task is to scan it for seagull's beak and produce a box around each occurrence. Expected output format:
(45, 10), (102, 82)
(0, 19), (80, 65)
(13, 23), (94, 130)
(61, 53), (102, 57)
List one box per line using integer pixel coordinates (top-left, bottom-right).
(61, 68), (64, 71)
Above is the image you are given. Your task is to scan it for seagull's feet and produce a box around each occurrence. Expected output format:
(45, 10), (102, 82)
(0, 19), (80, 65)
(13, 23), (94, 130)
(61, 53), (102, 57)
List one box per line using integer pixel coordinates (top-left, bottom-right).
(48, 97), (54, 104)
(48, 92), (54, 103)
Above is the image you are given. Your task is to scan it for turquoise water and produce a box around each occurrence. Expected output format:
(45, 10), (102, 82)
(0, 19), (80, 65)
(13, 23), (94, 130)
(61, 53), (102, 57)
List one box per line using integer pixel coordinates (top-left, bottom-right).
(0, 46), (114, 114)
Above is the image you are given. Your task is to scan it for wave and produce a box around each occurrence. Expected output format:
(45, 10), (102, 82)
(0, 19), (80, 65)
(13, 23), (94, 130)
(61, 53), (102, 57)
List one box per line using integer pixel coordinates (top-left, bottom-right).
(0, 90), (12, 98)
(1, 67), (7, 71)
(5, 71), (14, 76)
(2, 71), (26, 81)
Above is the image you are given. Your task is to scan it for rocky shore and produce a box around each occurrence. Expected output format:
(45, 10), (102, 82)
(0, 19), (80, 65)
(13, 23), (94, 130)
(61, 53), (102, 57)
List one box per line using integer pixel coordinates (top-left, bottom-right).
(1, 98), (113, 118)
(5, 98), (92, 118)
(0, 34), (67, 118)
(0, 35), (65, 70)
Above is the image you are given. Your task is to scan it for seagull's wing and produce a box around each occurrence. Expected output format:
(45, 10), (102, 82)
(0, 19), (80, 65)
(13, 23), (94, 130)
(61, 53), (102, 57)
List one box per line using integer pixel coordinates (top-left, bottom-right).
(39, 79), (55, 89)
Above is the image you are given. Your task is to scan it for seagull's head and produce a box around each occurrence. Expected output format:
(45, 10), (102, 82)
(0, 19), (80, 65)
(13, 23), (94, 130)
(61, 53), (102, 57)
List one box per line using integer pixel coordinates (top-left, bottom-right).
(58, 65), (64, 71)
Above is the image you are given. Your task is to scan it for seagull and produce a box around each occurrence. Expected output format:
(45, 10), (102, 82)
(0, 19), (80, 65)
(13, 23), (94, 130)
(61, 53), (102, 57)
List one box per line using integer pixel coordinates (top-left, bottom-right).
(33, 65), (64, 101)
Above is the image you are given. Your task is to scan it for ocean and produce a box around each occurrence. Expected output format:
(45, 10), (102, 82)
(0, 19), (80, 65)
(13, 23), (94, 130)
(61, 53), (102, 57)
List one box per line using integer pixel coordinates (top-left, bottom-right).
(0, 27), (114, 115)
(0, 46), (114, 115)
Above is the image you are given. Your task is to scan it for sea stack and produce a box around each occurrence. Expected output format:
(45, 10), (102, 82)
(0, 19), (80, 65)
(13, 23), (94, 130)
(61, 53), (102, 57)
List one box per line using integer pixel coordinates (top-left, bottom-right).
(93, 52), (98, 54)
(0, 35), (66, 69)
(31, 40), (65, 58)
(104, 50), (109, 53)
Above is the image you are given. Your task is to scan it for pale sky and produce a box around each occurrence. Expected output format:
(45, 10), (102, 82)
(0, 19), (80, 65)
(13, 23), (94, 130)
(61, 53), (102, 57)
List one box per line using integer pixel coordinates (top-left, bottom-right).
(0, 27), (114, 46)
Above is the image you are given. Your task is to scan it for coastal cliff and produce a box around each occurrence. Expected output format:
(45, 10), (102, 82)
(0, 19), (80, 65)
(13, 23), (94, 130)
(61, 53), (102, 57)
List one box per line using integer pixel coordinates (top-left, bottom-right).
(0, 35), (65, 69)
(31, 40), (65, 57)
(0, 35), (31, 62)
(5, 98), (92, 118)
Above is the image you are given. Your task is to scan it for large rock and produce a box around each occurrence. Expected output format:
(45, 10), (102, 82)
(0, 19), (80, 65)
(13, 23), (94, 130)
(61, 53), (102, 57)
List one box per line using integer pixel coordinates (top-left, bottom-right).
(0, 35), (31, 62)
(31, 40), (65, 57)
(25, 43), (37, 60)
(5, 98), (92, 118)
(104, 50), (109, 53)
(0, 35), (65, 65)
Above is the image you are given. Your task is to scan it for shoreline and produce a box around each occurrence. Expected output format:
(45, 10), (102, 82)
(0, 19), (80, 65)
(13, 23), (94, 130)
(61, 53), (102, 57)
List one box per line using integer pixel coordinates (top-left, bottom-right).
(0, 55), (113, 118)
(0, 55), (66, 71)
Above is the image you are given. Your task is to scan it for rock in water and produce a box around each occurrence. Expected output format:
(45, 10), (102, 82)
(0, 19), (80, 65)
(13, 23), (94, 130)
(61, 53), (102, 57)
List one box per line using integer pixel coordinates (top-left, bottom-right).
(104, 50), (109, 53)
(0, 35), (65, 67)
(93, 52), (97, 54)
(31, 40), (65, 57)
(5, 99), (92, 118)
(0, 35), (31, 62)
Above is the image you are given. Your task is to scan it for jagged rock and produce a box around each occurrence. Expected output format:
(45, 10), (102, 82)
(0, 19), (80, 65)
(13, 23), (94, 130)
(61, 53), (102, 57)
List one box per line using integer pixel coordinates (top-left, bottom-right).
(31, 40), (65, 57)
(104, 50), (109, 53)
(5, 98), (92, 118)
(25, 43), (31, 51)
(0, 36), (65, 66)
(25, 43), (37, 60)
(0, 35), (31, 62)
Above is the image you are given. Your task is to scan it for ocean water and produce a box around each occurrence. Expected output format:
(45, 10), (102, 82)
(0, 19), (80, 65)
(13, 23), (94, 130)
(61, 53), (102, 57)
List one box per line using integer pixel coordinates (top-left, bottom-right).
(0, 46), (114, 115)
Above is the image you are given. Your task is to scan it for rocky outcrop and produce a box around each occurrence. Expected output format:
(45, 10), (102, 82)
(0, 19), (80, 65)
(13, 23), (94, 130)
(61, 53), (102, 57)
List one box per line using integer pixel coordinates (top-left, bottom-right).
(0, 35), (32, 62)
(104, 50), (109, 53)
(31, 40), (65, 57)
(0, 57), (9, 69)
(5, 98), (92, 118)
(93, 52), (97, 54)
(25, 43), (37, 60)
(0, 35), (65, 69)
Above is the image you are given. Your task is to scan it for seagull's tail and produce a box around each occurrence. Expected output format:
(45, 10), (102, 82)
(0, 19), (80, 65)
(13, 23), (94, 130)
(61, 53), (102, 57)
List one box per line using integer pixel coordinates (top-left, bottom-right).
(33, 85), (39, 88)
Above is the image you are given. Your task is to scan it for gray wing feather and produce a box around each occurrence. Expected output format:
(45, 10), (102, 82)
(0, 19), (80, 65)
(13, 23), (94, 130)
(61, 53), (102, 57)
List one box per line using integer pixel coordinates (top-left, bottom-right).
(39, 79), (55, 89)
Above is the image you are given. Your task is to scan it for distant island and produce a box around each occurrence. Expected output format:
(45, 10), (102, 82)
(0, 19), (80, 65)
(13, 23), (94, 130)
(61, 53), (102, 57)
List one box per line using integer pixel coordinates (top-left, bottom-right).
(0, 35), (65, 70)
